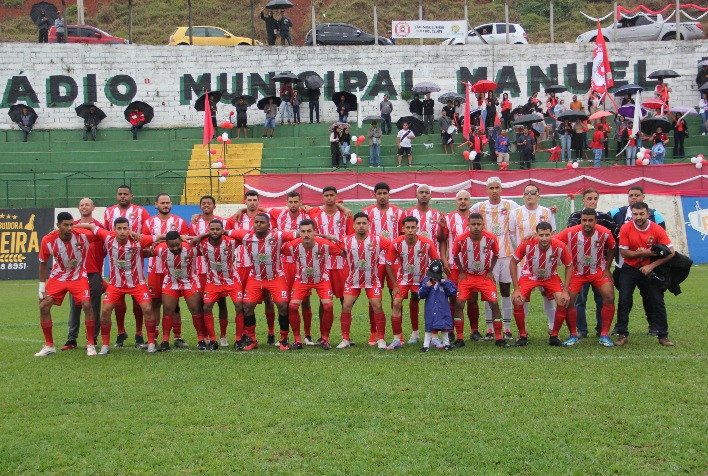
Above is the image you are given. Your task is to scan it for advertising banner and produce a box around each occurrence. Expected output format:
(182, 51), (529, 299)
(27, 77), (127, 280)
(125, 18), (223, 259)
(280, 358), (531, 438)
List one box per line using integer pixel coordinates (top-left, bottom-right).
(392, 20), (466, 39)
(682, 197), (708, 264)
(0, 209), (55, 280)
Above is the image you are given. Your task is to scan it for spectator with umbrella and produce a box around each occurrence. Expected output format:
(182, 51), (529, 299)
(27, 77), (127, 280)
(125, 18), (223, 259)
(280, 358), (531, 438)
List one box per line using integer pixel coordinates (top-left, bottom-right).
(339, 124), (351, 165)
(589, 121), (607, 168)
(304, 75), (323, 123)
(76, 104), (105, 141)
(559, 119), (573, 162)
(291, 89), (302, 124)
(696, 63), (708, 97)
(36, 10), (51, 43)
(421, 92), (436, 135)
(672, 112), (688, 158)
(572, 119), (585, 161)
(128, 107), (145, 140)
(231, 95), (254, 139)
(10, 105), (37, 142)
(438, 109), (453, 154)
(278, 81), (294, 125)
(515, 125), (535, 170)
(380, 94), (393, 134)
(278, 9), (293, 46)
(124, 101), (153, 140)
(621, 121), (638, 166)
(260, 96), (279, 138)
(409, 94), (423, 121)
(260, 9), (278, 45)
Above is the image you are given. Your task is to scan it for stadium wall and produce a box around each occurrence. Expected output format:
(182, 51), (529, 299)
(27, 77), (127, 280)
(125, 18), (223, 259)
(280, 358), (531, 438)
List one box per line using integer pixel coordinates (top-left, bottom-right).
(1, 42), (707, 130)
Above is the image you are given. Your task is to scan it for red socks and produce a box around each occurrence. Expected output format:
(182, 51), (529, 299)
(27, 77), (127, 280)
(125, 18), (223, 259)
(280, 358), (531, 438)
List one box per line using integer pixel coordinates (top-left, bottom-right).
(288, 303), (302, 343)
(40, 320), (53, 346)
(85, 319), (96, 345)
(162, 314), (174, 342)
(409, 299), (419, 332)
(454, 318), (464, 340)
(566, 307), (577, 335)
(133, 303), (144, 336)
(101, 322), (111, 346)
(391, 315), (403, 336)
(192, 313), (205, 341)
(513, 305), (527, 337)
(467, 300), (479, 332)
(203, 312), (216, 341)
(235, 313), (245, 341)
(493, 318), (503, 341)
(172, 320), (182, 339)
(115, 301), (126, 335)
(145, 320), (156, 344)
(219, 317), (228, 339)
(600, 303), (615, 337)
(340, 312), (352, 340)
(368, 305), (376, 333)
(374, 312), (386, 340)
(303, 308), (313, 336)
(321, 302), (334, 341)
(266, 310), (275, 335)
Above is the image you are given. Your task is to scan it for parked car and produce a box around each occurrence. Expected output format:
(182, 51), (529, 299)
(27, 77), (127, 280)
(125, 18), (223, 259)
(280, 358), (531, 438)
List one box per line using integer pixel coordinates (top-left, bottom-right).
(441, 23), (528, 45)
(304, 23), (393, 46)
(576, 14), (704, 42)
(168, 26), (262, 46)
(48, 24), (128, 44)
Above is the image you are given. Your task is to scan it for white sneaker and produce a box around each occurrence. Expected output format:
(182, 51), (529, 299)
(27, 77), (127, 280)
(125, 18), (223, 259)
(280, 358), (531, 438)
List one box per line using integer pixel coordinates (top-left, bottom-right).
(377, 339), (387, 350)
(304, 336), (316, 346)
(34, 345), (56, 357)
(147, 343), (157, 353)
(385, 339), (403, 350)
(430, 337), (443, 348)
(219, 337), (228, 347)
(98, 345), (110, 355)
(86, 344), (97, 356)
(336, 339), (351, 349)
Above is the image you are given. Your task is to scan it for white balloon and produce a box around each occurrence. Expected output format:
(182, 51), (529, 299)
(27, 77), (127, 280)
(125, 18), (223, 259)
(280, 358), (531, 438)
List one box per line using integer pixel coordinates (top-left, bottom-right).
(639, 147), (646, 155)
(642, 158), (650, 166)
(697, 162), (704, 170)
(470, 151), (477, 159)
(219, 176), (227, 183)
(211, 162), (220, 168)
(349, 156), (357, 165)
(572, 162), (579, 169)
(637, 152), (644, 160)
(221, 132), (228, 140)
(351, 135), (358, 143)
(217, 161), (223, 168)
(690, 157), (700, 164)
(351, 153), (357, 161)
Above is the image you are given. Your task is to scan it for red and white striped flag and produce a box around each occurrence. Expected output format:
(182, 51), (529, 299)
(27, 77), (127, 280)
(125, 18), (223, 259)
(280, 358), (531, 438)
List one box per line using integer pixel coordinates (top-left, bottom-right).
(590, 21), (614, 94)
(463, 82), (472, 141)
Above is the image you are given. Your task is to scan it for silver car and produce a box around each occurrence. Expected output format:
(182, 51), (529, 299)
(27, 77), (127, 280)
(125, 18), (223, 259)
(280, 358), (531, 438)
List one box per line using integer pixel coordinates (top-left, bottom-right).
(441, 23), (528, 45)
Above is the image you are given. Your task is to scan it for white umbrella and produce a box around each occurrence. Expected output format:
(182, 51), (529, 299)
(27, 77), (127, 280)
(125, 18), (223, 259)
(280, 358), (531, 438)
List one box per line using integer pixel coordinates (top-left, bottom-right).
(669, 105), (699, 116)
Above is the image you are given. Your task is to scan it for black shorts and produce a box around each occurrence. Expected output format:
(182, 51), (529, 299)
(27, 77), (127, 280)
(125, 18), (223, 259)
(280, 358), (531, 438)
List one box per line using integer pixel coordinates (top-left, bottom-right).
(236, 118), (247, 128)
(398, 146), (412, 156)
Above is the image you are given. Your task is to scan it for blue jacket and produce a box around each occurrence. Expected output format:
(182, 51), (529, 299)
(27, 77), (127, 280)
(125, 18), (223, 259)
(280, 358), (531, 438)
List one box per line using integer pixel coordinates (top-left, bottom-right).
(418, 277), (457, 332)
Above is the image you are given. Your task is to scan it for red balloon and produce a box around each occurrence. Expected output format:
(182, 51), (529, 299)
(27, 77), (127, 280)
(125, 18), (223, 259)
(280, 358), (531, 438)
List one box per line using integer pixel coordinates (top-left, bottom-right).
(500, 162), (508, 170)
(217, 137), (224, 143)
(566, 162), (573, 169)
(220, 169), (229, 177)
(229, 111), (235, 116)
(220, 121), (230, 128)
(635, 159), (643, 166)
(357, 137), (365, 146)
(357, 157), (362, 164)
(702, 160), (708, 166)
(463, 150), (470, 160)
(210, 149), (217, 155)
(644, 151), (651, 159)
(225, 139), (232, 144)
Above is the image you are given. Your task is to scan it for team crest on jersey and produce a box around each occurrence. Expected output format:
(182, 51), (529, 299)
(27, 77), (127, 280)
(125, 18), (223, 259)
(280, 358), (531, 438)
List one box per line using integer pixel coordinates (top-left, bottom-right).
(482, 245), (488, 252)
(75, 243), (84, 250)
(116, 260), (128, 270)
(281, 291), (287, 298)
(501, 209), (507, 216)
(492, 224), (503, 236)
(539, 216), (547, 222)
(174, 269), (184, 278)
(214, 263), (224, 271)
(417, 249), (424, 257)
(381, 231), (391, 238)
(305, 267), (316, 277)
(472, 261), (483, 272)
(257, 253), (268, 263)
(583, 256), (592, 265)
(648, 236), (655, 245)
(357, 259), (367, 270)
(315, 251), (324, 259)
(68, 259), (78, 269)
(407, 264), (416, 274)
(549, 255), (557, 262)
(170, 224), (177, 230)
(367, 243), (376, 251)
(595, 241), (603, 248)
(268, 237), (277, 245)
(538, 269), (548, 278)
(128, 213), (135, 219)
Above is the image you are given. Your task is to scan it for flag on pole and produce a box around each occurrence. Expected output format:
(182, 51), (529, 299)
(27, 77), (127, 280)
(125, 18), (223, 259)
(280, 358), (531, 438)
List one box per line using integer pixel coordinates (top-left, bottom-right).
(590, 21), (614, 95)
(463, 82), (472, 141)
(631, 92), (641, 138)
(203, 90), (214, 146)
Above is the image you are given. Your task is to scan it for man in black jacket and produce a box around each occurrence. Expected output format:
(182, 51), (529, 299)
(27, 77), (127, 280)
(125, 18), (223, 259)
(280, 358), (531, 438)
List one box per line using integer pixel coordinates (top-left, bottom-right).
(409, 94), (423, 121)
(422, 93), (435, 135)
(260, 9), (278, 45)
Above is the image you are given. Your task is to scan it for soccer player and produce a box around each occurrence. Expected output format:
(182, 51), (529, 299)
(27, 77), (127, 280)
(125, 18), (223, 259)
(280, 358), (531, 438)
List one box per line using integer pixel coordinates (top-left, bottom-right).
(190, 195), (230, 345)
(155, 231), (204, 352)
(361, 182), (403, 344)
(566, 188), (618, 338)
(103, 184), (150, 348)
(337, 212), (391, 349)
(282, 219), (342, 350)
(470, 177), (520, 341)
(437, 189), (473, 347)
(36, 212), (98, 357)
(452, 213), (510, 348)
(555, 208), (616, 347)
(384, 216), (439, 349)
(143, 193), (189, 347)
(403, 184), (443, 343)
(616, 202), (675, 347)
(191, 219), (242, 350)
(509, 222), (572, 347)
(508, 182), (557, 331)
(63, 198), (105, 351)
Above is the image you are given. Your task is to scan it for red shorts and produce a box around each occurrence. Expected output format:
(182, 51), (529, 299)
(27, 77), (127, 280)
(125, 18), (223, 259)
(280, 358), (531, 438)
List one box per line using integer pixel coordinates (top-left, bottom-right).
(517, 275), (562, 301)
(203, 282), (240, 303)
(243, 276), (289, 303)
(569, 271), (612, 294)
(377, 263), (398, 290)
(448, 268), (460, 284)
(162, 287), (200, 301)
(457, 274), (498, 302)
(45, 277), (90, 306)
(394, 284), (419, 300)
(103, 283), (152, 304)
(344, 284), (382, 299)
(147, 272), (164, 299)
(283, 261), (296, 289)
(291, 280), (333, 301)
(198, 273), (207, 290)
(237, 267), (251, 288)
(328, 266), (348, 299)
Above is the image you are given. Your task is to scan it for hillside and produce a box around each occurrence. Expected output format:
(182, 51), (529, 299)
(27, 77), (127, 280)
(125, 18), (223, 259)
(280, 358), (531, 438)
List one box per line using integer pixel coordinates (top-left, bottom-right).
(0, 0), (685, 46)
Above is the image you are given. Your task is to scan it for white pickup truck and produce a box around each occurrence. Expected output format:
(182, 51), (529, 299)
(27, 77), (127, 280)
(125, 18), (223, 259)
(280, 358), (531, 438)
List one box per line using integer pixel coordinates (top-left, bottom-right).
(576, 14), (704, 42)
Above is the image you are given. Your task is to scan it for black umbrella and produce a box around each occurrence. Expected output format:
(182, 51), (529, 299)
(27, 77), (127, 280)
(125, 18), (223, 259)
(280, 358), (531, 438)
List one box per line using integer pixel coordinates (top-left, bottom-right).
(412, 82), (441, 94)
(194, 91), (222, 112)
(648, 70), (680, 80)
(556, 110), (588, 122)
(30, 1), (57, 23)
(75, 103), (107, 122)
(640, 117), (674, 135)
(8, 104), (38, 123)
(544, 85), (567, 94)
(257, 96), (282, 110)
(437, 92), (464, 104)
(613, 84), (644, 97)
(272, 71), (301, 83)
(265, 0), (293, 8)
(396, 116), (425, 136)
(513, 113), (544, 126)
(331, 91), (358, 109)
(124, 101), (154, 124)
(699, 82), (708, 93)
(304, 74), (324, 90)
(362, 116), (381, 124)
(230, 95), (256, 107)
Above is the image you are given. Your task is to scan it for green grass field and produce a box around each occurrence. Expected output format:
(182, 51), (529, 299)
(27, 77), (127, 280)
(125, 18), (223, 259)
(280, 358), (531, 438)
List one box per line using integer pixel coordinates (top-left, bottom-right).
(1, 267), (707, 474)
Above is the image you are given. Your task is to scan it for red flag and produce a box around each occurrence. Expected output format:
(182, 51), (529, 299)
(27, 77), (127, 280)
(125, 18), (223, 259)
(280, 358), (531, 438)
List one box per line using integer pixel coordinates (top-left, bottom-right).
(590, 21), (614, 94)
(494, 111), (502, 128)
(463, 82), (472, 141)
(203, 91), (214, 146)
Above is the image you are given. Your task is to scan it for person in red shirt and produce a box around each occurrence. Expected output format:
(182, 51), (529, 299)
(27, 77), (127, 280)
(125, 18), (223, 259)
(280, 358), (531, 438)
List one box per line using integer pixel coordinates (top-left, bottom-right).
(590, 123), (606, 168)
(509, 222), (572, 347)
(554, 209), (616, 347)
(129, 107), (145, 140)
(616, 202), (675, 346)
(35, 212), (98, 357)
(384, 216), (440, 350)
(596, 116), (611, 159)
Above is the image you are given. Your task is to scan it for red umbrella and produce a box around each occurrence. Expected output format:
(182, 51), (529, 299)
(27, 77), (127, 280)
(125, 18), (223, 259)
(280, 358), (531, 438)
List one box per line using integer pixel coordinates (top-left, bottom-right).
(471, 80), (497, 93)
(588, 110), (614, 121)
(642, 98), (667, 110)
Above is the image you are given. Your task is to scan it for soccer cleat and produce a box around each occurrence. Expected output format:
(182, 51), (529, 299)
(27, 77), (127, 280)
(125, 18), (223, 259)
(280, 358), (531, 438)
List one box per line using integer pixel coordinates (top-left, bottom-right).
(407, 336), (419, 344)
(219, 337), (229, 347)
(147, 343), (157, 353)
(158, 341), (171, 352)
(321, 340), (332, 350)
(377, 339), (387, 350)
(279, 338), (290, 351)
(470, 331), (484, 341)
(483, 331), (494, 341)
(430, 337), (443, 348)
(304, 335), (316, 346)
(315, 337), (325, 346)
(368, 333), (377, 346)
(453, 338), (465, 348)
(599, 336), (615, 347)
(206, 340), (218, 351)
(243, 338), (258, 351)
(504, 330), (514, 340)
(61, 340), (77, 351)
(86, 344), (97, 356)
(448, 331), (455, 342)
(197, 340), (207, 351)
(495, 339), (511, 348)
(442, 344), (454, 351)
(562, 336), (580, 347)
(336, 339), (351, 349)
(420, 346), (430, 352)
(647, 327), (659, 337)
(290, 341), (303, 351)
(549, 336), (563, 346)
(385, 339), (403, 351)
(173, 338), (189, 348)
(515, 336), (528, 347)
(34, 345), (56, 357)
(114, 332), (128, 348)
(135, 334), (145, 349)
(266, 334), (276, 346)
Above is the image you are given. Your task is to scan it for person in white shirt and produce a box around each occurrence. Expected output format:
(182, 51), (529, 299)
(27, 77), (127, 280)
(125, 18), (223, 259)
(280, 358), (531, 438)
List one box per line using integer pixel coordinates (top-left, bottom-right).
(396, 121), (416, 167)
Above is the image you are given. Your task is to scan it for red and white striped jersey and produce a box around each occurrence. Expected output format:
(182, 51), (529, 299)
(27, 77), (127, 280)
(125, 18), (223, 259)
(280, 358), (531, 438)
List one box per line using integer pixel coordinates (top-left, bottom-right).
(509, 205), (556, 247)
(73, 219), (105, 274)
(453, 230), (500, 276)
(385, 235), (440, 285)
(230, 230), (296, 281)
(556, 224), (615, 276)
(227, 213), (256, 267)
(513, 238), (571, 282)
(96, 228), (154, 288)
(269, 208), (309, 263)
(155, 243), (199, 290)
(440, 211), (470, 268)
(362, 204), (404, 240)
(39, 229), (95, 281)
(189, 215), (228, 275)
(404, 206), (442, 241)
(470, 199), (520, 258)
(342, 234), (391, 288)
(282, 237), (342, 284)
(196, 236), (241, 286)
(143, 214), (188, 273)
(103, 204), (149, 232)
(309, 207), (353, 270)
